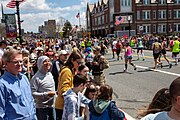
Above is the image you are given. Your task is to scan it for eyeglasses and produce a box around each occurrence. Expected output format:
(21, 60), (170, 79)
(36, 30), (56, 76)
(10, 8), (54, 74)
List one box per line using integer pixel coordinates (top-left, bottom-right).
(77, 60), (83, 65)
(9, 60), (23, 65)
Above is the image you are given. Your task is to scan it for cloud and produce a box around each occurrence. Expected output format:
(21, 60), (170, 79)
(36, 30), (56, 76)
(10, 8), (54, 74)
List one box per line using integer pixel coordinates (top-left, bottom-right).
(0, 0), (93, 33)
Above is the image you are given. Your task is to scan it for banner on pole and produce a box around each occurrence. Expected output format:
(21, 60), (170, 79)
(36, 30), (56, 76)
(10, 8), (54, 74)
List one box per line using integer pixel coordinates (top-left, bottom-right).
(5, 14), (17, 38)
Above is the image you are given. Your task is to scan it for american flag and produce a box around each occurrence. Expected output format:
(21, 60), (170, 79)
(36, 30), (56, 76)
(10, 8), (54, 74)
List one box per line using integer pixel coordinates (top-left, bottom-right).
(114, 16), (125, 26)
(6, 0), (25, 8)
(76, 12), (80, 18)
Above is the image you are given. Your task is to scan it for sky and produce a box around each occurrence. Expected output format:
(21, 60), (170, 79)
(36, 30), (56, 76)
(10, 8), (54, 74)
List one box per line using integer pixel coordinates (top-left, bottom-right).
(0, 0), (97, 33)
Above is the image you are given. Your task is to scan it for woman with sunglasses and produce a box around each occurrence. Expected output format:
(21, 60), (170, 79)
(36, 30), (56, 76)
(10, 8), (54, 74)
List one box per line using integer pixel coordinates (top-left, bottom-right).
(55, 49), (83, 120)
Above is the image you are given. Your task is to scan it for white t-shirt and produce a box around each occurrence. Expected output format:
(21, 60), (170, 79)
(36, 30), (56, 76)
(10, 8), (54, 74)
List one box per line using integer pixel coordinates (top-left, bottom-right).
(141, 112), (173, 120)
(112, 41), (117, 49)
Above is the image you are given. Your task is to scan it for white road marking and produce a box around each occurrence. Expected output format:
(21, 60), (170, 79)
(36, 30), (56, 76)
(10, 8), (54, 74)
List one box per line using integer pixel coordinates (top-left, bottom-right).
(136, 65), (180, 77)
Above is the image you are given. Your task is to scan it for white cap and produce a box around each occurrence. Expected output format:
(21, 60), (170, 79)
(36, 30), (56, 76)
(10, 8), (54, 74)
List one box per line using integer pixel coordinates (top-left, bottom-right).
(58, 50), (69, 55)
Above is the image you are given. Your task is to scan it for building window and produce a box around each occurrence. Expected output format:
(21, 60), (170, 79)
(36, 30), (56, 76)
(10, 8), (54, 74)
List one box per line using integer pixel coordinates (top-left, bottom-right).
(175, 0), (180, 4)
(158, 10), (166, 19)
(159, 0), (165, 4)
(106, 14), (108, 23)
(142, 11), (150, 20)
(153, 10), (156, 19)
(174, 24), (180, 31)
(98, 17), (101, 25)
(109, 0), (114, 22)
(143, 0), (150, 4)
(153, 24), (156, 33)
(102, 15), (104, 24)
(121, 0), (130, 6)
(168, 10), (172, 19)
(169, 24), (172, 32)
(137, 11), (140, 20)
(158, 24), (166, 33)
(143, 25), (150, 33)
(174, 10), (180, 18)
(88, 14), (90, 27)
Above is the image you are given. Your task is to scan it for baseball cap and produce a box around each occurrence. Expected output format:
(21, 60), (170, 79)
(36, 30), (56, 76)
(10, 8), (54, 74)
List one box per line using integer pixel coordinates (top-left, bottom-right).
(58, 50), (69, 55)
(86, 47), (92, 51)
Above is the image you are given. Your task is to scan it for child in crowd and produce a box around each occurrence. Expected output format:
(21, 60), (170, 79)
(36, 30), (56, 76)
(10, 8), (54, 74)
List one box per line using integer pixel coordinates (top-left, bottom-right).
(62, 74), (91, 120)
(88, 84), (125, 120)
(83, 84), (98, 120)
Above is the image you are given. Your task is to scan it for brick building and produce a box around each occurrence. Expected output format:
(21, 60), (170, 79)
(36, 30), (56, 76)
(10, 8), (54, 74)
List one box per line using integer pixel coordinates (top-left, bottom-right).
(86, 0), (180, 37)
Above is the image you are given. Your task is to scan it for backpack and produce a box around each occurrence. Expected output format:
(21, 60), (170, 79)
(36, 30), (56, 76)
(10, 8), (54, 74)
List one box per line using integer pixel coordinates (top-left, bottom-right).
(90, 109), (111, 120)
(90, 108), (127, 120)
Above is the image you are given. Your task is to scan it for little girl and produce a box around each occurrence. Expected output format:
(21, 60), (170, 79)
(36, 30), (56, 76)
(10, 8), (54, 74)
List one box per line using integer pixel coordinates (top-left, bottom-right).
(88, 84), (125, 120)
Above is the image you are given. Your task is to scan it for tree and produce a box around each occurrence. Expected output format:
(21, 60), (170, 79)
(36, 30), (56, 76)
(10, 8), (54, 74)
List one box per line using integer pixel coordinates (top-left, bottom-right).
(62, 20), (72, 38)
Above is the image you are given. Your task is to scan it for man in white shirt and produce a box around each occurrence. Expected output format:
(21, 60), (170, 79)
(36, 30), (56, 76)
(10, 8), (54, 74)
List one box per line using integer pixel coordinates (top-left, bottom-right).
(141, 77), (180, 120)
(112, 38), (117, 59)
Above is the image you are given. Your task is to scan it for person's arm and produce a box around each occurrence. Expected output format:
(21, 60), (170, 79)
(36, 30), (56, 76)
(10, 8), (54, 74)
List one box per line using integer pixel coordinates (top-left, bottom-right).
(59, 69), (73, 95)
(30, 77), (47, 98)
(0, 82), (6, 119)
(30, 77), (55, 98)
(109, 101), (125, 120)
(152, 43), (154, 50)
(80, 92), (91, 105)
(65, 98), (83, 120)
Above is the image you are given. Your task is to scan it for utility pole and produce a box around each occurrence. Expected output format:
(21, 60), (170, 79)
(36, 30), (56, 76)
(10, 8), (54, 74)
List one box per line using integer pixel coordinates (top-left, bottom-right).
(6, 0), (24, 44)
(16, 1), (22, 44)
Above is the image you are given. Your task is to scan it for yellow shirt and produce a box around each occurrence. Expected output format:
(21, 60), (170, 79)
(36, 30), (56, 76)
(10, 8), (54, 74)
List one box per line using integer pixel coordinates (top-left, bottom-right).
(55, 67), (74, 109)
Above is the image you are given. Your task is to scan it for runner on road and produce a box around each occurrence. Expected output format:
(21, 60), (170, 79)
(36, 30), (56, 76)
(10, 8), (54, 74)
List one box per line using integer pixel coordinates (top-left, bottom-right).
(152, 38), (162, 69)
(159, 37), (172, 68)
(124, 42), (136, 72)
(137, 37), (145, 61)
(171, 36), (180, 65)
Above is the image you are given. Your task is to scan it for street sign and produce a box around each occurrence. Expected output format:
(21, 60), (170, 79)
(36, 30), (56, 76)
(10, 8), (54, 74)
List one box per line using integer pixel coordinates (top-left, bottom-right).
(139, 26), (143, 31)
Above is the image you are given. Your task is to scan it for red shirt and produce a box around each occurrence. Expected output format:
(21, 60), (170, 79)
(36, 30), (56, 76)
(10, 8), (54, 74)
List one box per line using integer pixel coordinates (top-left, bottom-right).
(116, 42), (121, 49)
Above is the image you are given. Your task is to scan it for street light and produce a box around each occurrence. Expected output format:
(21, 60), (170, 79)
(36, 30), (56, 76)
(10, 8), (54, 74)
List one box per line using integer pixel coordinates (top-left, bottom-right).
(127, 16), (131, 37)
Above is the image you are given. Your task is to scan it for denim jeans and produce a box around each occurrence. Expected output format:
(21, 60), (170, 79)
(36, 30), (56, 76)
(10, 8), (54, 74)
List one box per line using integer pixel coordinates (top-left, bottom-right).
(36, 107), (55, 120)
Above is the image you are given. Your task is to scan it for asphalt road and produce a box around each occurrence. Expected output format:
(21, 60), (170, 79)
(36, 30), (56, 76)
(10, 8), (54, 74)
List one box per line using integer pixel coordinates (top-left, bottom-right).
(103, 49), (180, 119)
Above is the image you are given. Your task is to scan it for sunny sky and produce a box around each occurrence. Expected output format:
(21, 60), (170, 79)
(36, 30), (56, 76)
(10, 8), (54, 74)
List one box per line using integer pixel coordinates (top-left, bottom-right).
(0, 0), (97, 33)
